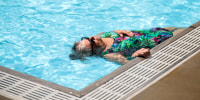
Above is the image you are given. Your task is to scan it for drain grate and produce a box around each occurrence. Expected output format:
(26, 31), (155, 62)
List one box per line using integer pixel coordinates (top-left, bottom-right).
(0, 72), (79, 100)
(0, 25), (200, 100)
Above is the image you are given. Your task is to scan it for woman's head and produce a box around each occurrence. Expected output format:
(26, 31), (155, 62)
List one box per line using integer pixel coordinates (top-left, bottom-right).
(69, 36), (106, 60)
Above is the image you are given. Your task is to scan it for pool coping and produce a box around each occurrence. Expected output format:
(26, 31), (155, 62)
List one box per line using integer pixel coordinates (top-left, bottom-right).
(0, 21), (200, 98)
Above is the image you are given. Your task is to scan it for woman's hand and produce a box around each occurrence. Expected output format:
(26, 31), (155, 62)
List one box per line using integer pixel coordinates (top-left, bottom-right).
(131, 48), (150, 58)
(114, 30), (134, 37)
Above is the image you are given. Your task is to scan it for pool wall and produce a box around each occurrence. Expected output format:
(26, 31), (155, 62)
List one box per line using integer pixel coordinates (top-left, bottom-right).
(0, 21), (200, 99)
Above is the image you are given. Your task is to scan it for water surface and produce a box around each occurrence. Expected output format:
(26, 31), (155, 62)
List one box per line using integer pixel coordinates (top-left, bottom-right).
(0, 0), (199, 90)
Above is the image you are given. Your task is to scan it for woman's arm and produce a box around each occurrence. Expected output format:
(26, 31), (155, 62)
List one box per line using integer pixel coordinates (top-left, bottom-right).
(103, 48), (150, 64)
(103, 53), (129, 65)
(95, 32), (105, 37)
(114, 30), (134, 37)
(132, 48), (151, 58)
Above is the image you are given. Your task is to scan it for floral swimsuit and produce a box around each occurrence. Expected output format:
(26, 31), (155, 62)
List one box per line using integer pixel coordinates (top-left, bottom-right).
(100, 28), (173, 60)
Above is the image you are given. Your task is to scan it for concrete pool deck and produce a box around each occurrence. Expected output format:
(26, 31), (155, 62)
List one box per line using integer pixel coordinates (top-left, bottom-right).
(0, 21), (200, 100)
(131, 49), (200, 100)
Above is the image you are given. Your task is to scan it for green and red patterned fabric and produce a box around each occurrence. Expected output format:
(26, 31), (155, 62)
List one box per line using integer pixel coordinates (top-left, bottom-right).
(100, 28), (173, 60)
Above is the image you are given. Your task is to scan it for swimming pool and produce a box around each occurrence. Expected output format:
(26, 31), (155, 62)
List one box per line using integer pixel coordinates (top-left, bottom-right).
(0, 0), (200, 91)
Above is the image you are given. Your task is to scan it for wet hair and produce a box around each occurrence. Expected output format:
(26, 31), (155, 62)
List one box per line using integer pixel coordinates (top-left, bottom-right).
(69, 42), (92, 60)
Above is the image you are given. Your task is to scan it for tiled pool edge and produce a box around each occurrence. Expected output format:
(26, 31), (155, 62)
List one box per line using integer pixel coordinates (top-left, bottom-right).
(0, 21), (199, 100)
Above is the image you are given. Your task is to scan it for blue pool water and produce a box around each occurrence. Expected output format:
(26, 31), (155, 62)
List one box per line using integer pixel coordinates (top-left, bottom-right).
(0, 0), (200, 90)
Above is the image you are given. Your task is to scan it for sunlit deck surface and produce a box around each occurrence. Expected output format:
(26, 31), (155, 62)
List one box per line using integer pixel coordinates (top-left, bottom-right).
(131, 49), (200, 100)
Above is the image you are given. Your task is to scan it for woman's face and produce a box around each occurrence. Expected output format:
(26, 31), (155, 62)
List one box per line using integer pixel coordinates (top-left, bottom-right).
(79, 36), (105, 55)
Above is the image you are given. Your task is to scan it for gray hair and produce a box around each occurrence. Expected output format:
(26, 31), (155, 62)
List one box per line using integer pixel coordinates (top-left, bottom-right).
(69, 42), (92, 60)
